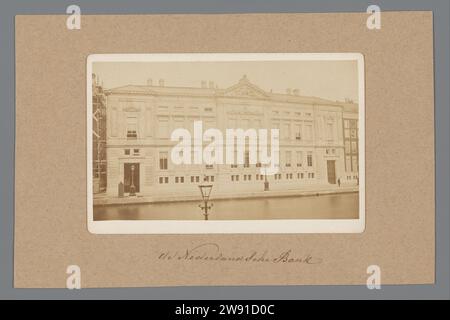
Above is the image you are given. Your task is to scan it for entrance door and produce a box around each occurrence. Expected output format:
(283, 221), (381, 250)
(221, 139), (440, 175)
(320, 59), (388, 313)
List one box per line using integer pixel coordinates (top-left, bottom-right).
(327, 160), (336, 184)
(124, 163), (140, 193)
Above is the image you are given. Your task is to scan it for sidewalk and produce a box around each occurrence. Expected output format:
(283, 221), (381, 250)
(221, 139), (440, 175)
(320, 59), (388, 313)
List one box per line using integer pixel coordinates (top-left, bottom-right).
(93, 184), (359, 206)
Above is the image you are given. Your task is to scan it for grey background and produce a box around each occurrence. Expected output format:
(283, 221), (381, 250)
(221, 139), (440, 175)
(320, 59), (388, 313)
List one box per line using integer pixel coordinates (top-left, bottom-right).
(1, 0), (448, 299)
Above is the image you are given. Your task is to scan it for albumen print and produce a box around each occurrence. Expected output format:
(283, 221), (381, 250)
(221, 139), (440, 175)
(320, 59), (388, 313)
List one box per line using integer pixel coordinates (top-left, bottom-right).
(87, 53), (365, 234)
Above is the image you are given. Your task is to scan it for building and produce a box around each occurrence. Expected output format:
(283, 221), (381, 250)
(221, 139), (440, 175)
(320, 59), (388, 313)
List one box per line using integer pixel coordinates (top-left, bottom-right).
(342, 102), (360, 185)
(92, 74), (107, 193)
(103, 75), (358, 200)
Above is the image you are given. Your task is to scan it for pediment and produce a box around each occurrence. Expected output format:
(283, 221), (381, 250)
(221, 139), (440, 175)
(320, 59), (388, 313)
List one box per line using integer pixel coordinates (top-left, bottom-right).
(223, 75), (269, 99)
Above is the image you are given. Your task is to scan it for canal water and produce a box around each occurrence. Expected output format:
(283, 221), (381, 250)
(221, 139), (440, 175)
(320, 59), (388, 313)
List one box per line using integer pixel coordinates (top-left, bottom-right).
(94, 192), (359, 220)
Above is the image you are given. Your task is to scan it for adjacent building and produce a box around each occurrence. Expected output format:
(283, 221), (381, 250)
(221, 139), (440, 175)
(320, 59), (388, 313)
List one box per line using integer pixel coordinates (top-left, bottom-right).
(92, 74), (107, 193)
(103, 75), (359, 200)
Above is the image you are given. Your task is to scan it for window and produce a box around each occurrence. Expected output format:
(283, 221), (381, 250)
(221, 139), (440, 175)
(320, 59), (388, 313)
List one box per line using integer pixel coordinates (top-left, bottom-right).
(295, 124), (302, 140)
(231, 175), (239, 182)
(206, 165), (213, 169)
(173, 117), (184, 131)
(282, 123), (290, 139)
(133, 149), (140, 155)
(244, 151), (250, 168)
(203, 175), (214, 182)
(285, 151), (292, 167)
(204, 107), (213, 112)
(307, 152), (313, 167)
(228, 118), (237, 128)
(296, 151), (302, 167)
(351, 141), (358, 153)
(231, 164), (238, 168)
(345, 141), (351, 153)
(346, 156), (351, 172)
(124, 149), (130, 155)
(175, 176), (184, 183)
(352, 156), (358, 172)
(158, 116), (169, 138)
(327, 123), (333, 140)
(304, 124), (313, 140)
(272, 121), (280, 131)
(159, 177), (169, 184)
(126, 117), (138, 139)
(191, 176), (200, 183)
(159, 152), (168, 170)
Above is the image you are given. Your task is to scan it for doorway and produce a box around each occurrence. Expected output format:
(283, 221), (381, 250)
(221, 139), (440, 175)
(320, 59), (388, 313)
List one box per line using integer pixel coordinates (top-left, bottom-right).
(124, 163), (140, 193)
(327, 160), (336, 184)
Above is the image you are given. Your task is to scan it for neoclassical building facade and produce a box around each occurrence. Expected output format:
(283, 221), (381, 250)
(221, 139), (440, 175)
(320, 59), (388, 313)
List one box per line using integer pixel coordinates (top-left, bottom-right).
(103, 75), (359, 200)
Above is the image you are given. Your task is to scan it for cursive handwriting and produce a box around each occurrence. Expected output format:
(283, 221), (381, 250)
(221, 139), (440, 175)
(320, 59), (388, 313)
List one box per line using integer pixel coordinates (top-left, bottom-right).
(157, 242), (322, 265)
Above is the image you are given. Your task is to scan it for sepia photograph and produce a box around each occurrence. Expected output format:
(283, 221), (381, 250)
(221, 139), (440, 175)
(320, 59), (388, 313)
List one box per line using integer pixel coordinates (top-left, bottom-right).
(87, 53), (365, 233)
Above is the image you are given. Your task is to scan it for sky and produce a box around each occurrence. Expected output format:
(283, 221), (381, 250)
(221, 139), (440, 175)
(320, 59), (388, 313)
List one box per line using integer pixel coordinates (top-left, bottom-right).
(92, 60), (359, 102)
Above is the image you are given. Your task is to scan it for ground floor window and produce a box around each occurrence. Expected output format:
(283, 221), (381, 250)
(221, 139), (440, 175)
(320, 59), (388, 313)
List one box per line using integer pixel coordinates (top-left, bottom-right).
(158, 176), (169, 184)
(175, 176), (185, 183)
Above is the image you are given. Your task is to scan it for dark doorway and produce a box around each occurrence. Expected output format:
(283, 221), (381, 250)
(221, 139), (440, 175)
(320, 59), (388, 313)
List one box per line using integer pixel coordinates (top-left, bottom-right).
(124, 163), (140, 193)
(327, 160), (336, 184)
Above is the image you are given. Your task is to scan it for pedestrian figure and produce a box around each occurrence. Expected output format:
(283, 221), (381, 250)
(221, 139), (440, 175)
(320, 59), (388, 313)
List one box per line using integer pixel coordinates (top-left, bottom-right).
(337, 178), (341, 187)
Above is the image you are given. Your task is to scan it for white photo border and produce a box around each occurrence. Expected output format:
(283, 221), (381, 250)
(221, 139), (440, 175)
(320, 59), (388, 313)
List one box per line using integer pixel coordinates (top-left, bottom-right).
(86, 53), (365, 234)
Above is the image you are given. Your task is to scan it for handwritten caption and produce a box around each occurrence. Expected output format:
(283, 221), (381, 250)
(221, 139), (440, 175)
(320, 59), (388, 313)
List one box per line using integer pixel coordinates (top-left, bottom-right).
(158, 242), (322, 265)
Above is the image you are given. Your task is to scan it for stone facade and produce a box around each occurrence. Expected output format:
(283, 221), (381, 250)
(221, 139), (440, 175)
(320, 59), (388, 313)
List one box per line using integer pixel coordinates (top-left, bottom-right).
(104, 76), (359, 200)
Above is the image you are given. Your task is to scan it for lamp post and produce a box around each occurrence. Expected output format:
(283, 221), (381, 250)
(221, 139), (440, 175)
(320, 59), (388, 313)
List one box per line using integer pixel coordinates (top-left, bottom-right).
(198, 184), (213, 220)
(129, 164), (136, 196)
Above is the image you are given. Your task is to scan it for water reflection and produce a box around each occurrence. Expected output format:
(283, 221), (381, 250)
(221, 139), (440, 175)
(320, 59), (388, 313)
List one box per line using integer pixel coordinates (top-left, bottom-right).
(94, 192), (359, 220)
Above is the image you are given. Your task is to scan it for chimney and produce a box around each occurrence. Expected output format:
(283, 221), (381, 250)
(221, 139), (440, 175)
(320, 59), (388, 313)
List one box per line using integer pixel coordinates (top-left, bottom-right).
(147, 78), (153, 86)
(159, 79), (164, 87)
(201, 80), (207, 88)
(293, 89), (299, 96)
(286, 88), (291, 95)
(208, 81), (214, 89)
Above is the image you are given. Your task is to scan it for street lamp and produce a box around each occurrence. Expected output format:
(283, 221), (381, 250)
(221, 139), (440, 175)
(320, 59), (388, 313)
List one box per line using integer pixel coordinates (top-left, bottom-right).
(198, 184), (213, 220)
(129, 164), (136, 196)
